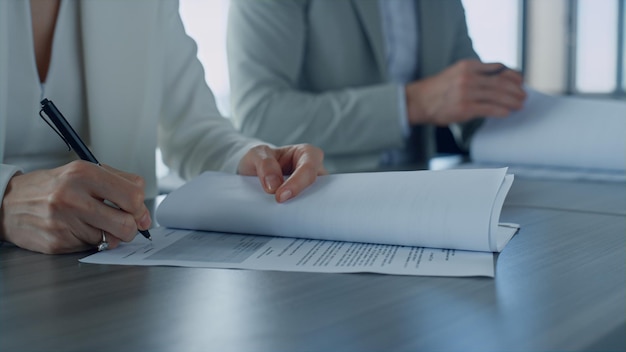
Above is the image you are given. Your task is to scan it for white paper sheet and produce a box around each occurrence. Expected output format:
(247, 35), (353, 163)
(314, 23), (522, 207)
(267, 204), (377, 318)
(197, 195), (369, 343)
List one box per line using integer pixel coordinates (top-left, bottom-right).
(156, 169), (518, 253)
(80, 227), (496, 277)
(470, 88), (626, 181)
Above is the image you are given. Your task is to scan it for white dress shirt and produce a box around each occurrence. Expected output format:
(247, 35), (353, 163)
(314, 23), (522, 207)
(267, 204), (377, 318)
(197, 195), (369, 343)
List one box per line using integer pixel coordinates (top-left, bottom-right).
(379, 0), (419, 164)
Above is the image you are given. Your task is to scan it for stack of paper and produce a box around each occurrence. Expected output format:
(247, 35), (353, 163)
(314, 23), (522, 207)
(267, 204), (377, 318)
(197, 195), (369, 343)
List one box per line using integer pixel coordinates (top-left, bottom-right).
(81, 168), (518, 277)
(470, 88), (626, 181)
(156, 169), (518, 252)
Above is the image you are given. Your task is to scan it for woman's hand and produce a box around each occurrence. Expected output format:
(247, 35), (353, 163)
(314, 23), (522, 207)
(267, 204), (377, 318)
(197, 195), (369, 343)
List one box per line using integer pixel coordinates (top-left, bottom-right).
(237, 144), (327, 203)
(0, 161), (151, 254)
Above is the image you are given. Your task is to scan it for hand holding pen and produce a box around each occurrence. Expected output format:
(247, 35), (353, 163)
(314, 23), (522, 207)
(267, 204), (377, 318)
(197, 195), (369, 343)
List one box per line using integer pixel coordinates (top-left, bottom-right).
(39, 98), (152, 250)
(0, 99), (153, 254)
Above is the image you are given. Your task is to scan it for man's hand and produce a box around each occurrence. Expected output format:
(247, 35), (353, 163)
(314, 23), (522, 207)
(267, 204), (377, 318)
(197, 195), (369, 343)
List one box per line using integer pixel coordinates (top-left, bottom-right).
(405, 59), (527, 126)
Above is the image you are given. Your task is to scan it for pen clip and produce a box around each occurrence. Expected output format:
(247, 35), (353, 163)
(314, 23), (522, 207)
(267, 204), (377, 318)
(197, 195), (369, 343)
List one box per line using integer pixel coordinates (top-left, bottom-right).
(39, 108), (71, 152)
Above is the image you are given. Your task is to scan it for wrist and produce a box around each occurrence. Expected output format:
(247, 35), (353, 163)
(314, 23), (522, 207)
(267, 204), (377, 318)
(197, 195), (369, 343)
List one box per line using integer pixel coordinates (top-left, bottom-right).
(0, 185), (11, 243)
(0, 168), (23, 243)
(405, 82), (431, 126)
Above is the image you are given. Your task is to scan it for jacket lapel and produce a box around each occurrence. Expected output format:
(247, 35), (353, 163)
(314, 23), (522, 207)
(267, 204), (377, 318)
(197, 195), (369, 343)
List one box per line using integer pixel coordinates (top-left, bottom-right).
(351, 0), (387, 78)
(416, 0), (433, 78)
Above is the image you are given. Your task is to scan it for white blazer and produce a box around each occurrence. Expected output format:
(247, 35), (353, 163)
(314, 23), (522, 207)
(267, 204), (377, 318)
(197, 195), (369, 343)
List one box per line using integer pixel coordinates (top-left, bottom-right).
(0, 0), (260, 199)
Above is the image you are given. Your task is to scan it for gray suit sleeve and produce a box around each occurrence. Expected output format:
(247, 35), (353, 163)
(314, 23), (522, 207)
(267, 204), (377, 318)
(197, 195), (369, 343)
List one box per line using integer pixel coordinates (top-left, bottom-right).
(227, 0), (405, 157)
(448, 0), (484, 151)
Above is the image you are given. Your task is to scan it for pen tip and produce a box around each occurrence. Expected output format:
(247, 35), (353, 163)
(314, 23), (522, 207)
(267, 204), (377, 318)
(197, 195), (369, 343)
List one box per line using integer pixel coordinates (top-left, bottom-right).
(139, 229), (153, 241)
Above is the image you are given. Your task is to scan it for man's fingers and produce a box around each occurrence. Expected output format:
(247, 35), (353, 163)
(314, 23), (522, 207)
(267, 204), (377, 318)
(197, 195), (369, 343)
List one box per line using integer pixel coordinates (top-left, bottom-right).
(473, 62), (508, 75)
(469, 87), (525, 111)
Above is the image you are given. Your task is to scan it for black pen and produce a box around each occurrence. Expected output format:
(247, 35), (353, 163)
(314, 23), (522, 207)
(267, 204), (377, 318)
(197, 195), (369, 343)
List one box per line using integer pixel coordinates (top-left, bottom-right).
(39, 98), (152, 241)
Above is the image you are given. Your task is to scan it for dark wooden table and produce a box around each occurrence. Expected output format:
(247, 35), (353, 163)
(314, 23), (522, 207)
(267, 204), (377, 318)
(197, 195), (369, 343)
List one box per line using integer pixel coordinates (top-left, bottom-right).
(1, 178), (624, 351)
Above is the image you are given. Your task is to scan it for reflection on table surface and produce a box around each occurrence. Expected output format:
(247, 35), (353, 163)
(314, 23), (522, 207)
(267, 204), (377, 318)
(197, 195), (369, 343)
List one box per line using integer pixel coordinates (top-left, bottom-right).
(1, 178), (624, 351)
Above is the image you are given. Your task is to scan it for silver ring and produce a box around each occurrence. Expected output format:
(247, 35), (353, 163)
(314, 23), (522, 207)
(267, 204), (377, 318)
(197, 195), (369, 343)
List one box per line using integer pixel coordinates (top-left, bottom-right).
(97, 230), (109, 252)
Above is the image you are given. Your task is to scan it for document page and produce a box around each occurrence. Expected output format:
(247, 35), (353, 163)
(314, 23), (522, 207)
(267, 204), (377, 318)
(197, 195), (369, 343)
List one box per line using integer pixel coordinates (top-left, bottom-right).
(471, 87), (626, 181)
(80, 227), (495, 277)
(156, 169), (517, 253)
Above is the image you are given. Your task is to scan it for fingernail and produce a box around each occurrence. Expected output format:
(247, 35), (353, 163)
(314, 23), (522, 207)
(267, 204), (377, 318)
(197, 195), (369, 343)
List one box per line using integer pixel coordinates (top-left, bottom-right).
(278, 190), (293, 203)
(265, 175), (281, 192)
(139, 212), (151, 230)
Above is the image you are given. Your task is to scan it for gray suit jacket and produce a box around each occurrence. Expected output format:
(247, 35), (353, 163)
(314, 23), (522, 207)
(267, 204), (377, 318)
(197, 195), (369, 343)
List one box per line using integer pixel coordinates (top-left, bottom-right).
(228, 0), (480, 173)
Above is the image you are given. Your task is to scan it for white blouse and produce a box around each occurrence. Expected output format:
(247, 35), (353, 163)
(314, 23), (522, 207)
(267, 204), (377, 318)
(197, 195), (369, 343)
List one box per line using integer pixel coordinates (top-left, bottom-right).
(1, 0), (261, 201)
(5, 0), (86, 172)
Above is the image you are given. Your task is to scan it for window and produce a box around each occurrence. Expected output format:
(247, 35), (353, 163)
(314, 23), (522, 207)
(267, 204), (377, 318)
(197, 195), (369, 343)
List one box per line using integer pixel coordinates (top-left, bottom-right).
(157, 0), (231, 186)
(622, 0), (626, 90)
(461, 0), (523, 70)
(178, 0), (231, 116)
(179, 0), (626, 98)
(574, 0), (619, 93)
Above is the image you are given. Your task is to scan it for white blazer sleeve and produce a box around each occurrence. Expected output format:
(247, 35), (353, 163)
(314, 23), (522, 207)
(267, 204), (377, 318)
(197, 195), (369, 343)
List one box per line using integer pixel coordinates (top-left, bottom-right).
(0, 165), (22, 205)
(156, 1), (263, 179)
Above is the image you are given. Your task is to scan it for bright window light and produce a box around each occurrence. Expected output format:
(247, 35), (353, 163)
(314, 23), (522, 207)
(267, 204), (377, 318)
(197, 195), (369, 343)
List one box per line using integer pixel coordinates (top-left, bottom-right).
(179, 0), (231, 116)
(462, 0), (522, 70)
(575, 0), (618, 93)
(158, 0), (231, 187)
(623, 1), (626, 90)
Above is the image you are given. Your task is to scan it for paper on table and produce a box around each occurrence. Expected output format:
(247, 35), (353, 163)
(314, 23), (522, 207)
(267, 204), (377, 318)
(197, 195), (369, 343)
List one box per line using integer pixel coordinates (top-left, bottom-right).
(156, 168), (517, 253)
(470, 88), (626, 180)
(80, 227), (497, 277)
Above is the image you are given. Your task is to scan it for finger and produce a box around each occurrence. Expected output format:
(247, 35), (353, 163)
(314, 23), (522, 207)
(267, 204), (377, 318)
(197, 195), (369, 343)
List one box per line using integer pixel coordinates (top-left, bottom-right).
(473, 62), (508, 75)
(61, 196), (137, 245)
(459, 73), (525, 110)
(490, 75), (526, 100)
(274, 145), (325, 203)
(1, 165), (136, 254)
(33, 228), (92, 255)
(99, 230), (122, 250)
(259, 158), (285, 194)
(100, 164), (145, 187)
(274, 164), (317, 203)
(471, 63), (525, 96)
(469, 69), (521, 90)
(499, 68), (524, 85)
(273, 145), (327, 175)
(41, 226), (123, 254)
(51, 161), (148, 231)
(450, 58), (484, 74)
(239, 145), (286, 194)
(66, 163), (151, 238)
(78, 197), (141, 242)
(81, 228), (122, 252)
(469, 86), (526, 111)
(91, 164), (152, 231)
